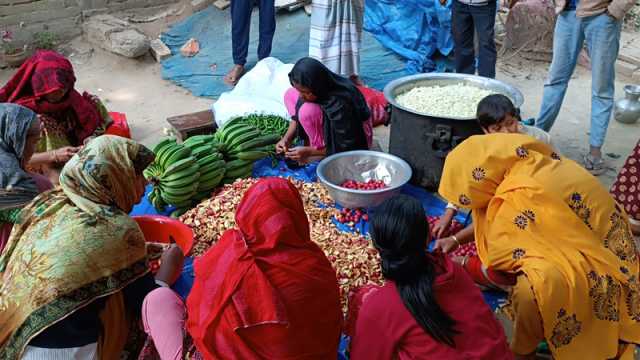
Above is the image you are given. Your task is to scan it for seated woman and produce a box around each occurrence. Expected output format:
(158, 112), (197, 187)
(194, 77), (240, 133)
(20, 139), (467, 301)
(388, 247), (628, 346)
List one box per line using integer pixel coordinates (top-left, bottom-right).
(0, 50), (111, 184)
(439, 133), (640, 359)
(139, 178), (343, 359)
(0, 136), (183, 359)
(0, 103), (52, 254)
(276, 57), (374, 164)
(349, 195), (513, 359)
(611, 139), (640, 235)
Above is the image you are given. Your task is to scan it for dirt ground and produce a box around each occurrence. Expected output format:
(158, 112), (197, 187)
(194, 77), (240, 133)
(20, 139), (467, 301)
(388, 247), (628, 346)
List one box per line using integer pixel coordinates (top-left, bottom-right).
(1, 26), (638, 190)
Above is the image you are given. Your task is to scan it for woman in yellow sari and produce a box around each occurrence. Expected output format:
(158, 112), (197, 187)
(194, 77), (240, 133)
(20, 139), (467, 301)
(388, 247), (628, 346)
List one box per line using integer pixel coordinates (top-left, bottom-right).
(439, 133), (640, 360)
(0, 135), (183, 360)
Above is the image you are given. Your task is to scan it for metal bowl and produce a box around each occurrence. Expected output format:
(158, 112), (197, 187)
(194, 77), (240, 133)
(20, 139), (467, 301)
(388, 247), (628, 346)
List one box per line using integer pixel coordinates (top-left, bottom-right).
(316, 150), (413, 209)
(384, 72), (524, 120)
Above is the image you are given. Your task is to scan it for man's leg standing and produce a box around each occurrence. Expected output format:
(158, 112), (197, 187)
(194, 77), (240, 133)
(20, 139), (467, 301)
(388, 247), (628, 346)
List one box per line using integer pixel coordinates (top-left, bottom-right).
(584, 13), (622, 157)
(471, 1), (497, 78)
(258, 0), (276, 60)
(535, 11), (583, 132)
(452, 1), (477, 75)
(231, 0), (252, 66)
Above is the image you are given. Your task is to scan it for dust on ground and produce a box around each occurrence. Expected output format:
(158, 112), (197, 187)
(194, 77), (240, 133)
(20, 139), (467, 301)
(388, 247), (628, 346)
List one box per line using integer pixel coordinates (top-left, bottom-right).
(1, 7), (638, 189)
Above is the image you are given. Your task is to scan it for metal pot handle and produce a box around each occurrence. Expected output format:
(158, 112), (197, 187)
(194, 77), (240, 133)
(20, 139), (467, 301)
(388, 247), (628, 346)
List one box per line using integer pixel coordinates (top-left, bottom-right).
(424, 124), (461, 159)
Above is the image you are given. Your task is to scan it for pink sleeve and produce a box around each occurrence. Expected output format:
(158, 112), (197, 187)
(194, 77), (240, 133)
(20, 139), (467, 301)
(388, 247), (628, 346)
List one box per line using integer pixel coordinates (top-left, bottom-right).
(283, 87), (300, 117)
(350, 302), (395, 360)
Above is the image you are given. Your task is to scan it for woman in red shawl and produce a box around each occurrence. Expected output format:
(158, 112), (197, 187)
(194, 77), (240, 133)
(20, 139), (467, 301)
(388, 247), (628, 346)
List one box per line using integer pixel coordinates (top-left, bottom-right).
(611, 140), (640, 235)
(0, 50), (110, 184)
(138, 177), (343, 359)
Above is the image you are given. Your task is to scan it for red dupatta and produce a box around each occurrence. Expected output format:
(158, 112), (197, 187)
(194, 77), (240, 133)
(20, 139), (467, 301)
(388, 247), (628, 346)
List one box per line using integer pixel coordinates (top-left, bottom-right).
(0, 50), (101, 142)
(186, 178), (342, 360)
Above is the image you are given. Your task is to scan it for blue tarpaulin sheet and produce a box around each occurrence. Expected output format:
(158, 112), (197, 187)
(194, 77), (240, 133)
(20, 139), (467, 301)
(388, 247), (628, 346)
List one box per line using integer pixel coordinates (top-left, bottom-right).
(364, 0), (453, 74)
(160, 2), (454, 98)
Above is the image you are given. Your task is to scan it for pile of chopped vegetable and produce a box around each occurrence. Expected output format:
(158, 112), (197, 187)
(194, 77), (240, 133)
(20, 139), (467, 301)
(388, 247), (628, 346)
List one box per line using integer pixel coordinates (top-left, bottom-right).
(180, 178), (383, 312)
(340, 179), (388, 190)
(396, 83), (495, 118)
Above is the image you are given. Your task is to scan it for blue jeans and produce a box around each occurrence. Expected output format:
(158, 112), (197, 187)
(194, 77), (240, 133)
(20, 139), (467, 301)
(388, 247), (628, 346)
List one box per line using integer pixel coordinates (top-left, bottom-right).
(536, 11), (621, 148)
(231, 0), (276, 66)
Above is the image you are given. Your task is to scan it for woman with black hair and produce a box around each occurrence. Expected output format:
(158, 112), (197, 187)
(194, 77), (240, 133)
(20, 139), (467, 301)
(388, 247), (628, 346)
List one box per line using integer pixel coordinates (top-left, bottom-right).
(349, 195), (512, 359)
(276, 57), (374, 164)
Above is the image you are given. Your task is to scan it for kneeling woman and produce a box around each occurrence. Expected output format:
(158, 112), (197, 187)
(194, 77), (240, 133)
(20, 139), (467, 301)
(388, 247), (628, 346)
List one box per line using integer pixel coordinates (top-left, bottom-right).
(349, 195), (513, 359)
(0, 136), (183, 359)
(276, 57), (373, 164)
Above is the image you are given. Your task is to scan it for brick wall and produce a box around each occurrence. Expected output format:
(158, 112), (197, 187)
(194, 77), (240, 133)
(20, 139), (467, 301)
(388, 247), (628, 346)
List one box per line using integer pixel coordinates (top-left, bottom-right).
(0, 0), (173, 46)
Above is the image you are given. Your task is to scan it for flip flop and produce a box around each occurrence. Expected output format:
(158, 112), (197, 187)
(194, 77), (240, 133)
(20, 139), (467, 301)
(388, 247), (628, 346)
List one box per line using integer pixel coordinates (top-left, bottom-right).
(583, 154), (607, 176)
(223, 66), (245, 86)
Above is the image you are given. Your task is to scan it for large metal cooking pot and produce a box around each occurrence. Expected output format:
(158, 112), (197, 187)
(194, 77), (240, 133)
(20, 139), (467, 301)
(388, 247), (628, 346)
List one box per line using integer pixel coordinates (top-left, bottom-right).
(384, 73), (524, 191)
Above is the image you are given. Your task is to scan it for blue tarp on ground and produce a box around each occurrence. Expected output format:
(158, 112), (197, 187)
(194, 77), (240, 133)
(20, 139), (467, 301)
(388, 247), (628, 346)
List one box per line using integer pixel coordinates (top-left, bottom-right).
(160, 2), (454, 98)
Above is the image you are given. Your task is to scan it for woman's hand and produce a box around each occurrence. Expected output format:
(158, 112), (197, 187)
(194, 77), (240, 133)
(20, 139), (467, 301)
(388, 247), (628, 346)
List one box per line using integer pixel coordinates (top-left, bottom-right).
(285, 146), (313, 163)
(276, 138), (289, 154)
(433, 236), (459, 254)
(155, 244), (185, 287)
(51, 146), (81, 163)
(432, 210), (455, 239)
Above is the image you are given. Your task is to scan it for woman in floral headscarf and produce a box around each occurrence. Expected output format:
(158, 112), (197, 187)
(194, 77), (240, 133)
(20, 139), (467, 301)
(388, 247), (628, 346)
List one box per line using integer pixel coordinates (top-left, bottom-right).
(0, 136), (183, 360)
(439, 133), (640, 360)
(0, 50), (111, 183)
(0, 103), (52, 254)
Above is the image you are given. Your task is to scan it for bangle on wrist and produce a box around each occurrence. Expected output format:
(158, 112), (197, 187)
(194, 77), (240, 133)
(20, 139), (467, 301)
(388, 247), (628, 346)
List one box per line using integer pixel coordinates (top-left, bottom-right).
(452, 235), (460, 247)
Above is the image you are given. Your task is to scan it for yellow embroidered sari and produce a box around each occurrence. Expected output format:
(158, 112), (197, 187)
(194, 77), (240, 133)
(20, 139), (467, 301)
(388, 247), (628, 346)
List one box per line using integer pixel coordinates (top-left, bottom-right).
(0, 136), (154, 359)
(439, 133), (640, 359)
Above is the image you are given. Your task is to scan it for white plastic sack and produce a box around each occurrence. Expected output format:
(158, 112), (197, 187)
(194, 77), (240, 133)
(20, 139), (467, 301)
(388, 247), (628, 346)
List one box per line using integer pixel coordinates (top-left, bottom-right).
(213, 57), (294, 128)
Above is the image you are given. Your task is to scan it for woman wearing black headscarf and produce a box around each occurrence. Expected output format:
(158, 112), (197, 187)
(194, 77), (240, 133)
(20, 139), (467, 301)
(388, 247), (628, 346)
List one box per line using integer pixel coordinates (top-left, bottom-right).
(277, 57), (373, 164)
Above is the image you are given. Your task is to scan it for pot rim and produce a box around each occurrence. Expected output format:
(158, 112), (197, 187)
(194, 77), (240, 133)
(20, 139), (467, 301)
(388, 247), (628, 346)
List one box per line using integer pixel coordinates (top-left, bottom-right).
(624, 84), (640, 96)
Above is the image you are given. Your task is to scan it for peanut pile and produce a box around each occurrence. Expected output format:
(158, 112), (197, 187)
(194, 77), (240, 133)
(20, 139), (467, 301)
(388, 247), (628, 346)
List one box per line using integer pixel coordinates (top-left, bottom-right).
(180, 178), (383, 311)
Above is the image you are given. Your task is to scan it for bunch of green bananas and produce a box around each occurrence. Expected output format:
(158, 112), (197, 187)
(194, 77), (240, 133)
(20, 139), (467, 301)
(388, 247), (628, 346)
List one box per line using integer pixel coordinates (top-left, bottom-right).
(145, 137), (225, 212)
(214, 117), (281, 183)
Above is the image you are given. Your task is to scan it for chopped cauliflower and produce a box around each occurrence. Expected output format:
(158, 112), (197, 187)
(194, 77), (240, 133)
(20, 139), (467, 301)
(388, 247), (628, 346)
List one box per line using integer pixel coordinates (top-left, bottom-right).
(396, 83), (496, 118)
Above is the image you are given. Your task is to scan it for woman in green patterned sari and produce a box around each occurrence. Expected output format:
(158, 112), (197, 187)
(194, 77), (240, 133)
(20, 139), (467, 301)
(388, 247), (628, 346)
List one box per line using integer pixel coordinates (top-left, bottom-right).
(0, 135), (184, 360)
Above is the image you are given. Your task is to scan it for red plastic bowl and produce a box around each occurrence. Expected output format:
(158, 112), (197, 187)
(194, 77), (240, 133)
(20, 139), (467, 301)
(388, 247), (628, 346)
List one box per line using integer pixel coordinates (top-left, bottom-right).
(132, 215), (194, 255)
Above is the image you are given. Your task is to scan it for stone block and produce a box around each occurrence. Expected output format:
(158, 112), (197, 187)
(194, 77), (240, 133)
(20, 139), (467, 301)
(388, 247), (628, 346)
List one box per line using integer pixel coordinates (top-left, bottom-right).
(616, 60), (638, 78)
(149, 38), (171, 61)
(83, 14), (150, 58)
(213, 0), (229, 10)
(191, 0), (211, 12)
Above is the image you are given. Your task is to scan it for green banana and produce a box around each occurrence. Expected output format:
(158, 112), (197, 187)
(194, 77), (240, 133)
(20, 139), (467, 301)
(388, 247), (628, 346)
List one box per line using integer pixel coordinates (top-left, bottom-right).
(225, 159), (254, 171)
(224, 164), (254, 179)
(227, 129), (262, 149)
(143, 162), (162, 180)
(196, 154), (224, 168)
(153, 138), (175, 154)
(222, 124), (255, 144)
(235, 151), (270, 161)
(183, 135), (214, 148)
(160, 189), (196, 206)
(160, 164), (200, 183)
(194, 190), (213, 201)
(199, 167), (225, 182)
(164, 146), (192, 167)
(162, 157), (197, 178)
(197, 176), (224, 191)
(198, 159), (225, 173)
(231, 134), (281, 153)
(160, 181), (199, 197)
(157, 143), (181, 167)
(191, 145), (213, 159)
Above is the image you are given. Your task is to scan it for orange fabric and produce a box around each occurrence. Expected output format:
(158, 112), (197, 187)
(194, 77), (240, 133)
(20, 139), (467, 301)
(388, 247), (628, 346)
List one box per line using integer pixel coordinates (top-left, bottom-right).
(186, 178), (342, 360)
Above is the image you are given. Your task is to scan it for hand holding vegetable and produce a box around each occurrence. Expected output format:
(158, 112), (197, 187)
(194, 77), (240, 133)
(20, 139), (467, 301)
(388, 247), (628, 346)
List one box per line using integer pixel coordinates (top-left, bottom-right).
(51, 146), (81, 163)
(154, 244), (185, 286)
(285, 146), (313, 163)
(432, 208), (455, 239)
(433, 236), (459, 254)
(276, 138), (289, 154)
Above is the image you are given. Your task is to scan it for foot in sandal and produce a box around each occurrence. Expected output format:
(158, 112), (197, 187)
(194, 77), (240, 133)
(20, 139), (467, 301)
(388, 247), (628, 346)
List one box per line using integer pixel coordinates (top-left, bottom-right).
(224, 64), (245, 86)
